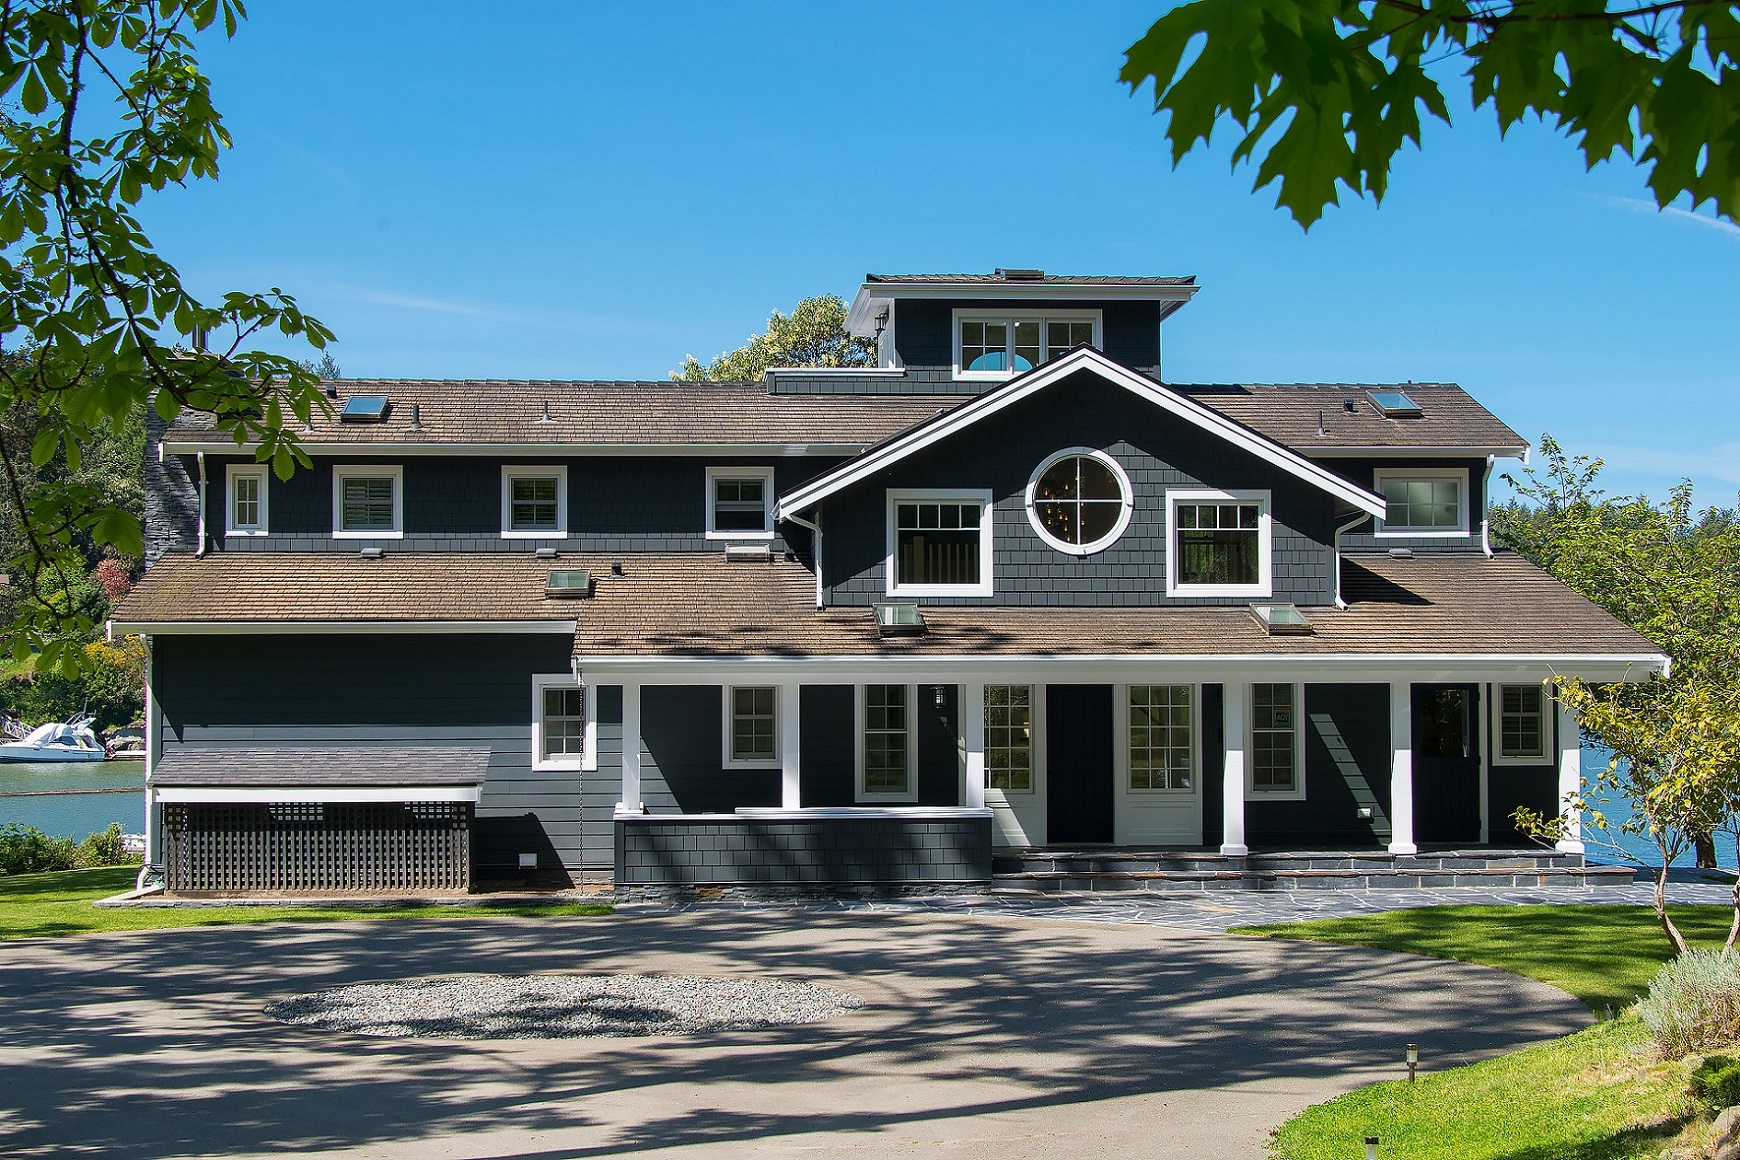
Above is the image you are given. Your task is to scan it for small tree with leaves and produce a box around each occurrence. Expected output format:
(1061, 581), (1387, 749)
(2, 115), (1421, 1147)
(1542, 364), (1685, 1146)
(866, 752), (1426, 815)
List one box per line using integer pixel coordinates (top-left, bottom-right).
(673, 294), (876, 382)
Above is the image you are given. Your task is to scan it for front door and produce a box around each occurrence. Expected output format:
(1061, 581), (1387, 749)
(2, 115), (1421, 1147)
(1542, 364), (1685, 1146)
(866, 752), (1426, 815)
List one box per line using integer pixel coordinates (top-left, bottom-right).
(1412, 683), (1482, 844)
(1046, 684), (1114, 844)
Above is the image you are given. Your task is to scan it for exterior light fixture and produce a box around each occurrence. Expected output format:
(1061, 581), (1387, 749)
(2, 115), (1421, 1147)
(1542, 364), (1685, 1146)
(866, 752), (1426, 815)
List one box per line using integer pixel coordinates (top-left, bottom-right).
(1364, 1137), (1380, 1160)
(1406, 1043), (1419, 1082)
(932, 684), (947, 709)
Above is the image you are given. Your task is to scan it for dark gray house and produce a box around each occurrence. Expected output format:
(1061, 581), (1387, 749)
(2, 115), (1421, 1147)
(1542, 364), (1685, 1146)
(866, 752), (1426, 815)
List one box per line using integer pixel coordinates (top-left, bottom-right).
(112, 271), (1666, 896)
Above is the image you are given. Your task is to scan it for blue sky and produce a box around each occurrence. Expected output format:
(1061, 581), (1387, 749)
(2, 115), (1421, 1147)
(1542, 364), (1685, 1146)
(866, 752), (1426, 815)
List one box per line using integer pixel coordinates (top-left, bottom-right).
(145, 1), (1740, 505)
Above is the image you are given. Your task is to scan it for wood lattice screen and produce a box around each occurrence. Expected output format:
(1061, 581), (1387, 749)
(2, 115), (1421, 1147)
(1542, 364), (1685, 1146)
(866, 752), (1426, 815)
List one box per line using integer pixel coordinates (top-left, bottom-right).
(162, 802), (473, 894)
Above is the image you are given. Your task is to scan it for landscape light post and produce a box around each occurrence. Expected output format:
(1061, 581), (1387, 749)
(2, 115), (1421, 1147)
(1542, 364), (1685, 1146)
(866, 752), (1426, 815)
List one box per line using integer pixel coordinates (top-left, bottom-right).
(1406, 1042), (1419, 1083)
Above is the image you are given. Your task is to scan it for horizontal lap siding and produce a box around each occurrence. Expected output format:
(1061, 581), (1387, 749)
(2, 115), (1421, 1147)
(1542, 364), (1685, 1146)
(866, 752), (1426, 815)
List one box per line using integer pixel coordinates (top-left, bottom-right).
(154, 634), (583, 870)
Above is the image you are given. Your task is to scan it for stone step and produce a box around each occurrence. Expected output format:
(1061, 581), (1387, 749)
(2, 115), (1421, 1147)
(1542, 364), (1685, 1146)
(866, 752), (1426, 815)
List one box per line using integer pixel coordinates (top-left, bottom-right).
(992, 850), (1589, 876)
(993, 863), (1635, 894)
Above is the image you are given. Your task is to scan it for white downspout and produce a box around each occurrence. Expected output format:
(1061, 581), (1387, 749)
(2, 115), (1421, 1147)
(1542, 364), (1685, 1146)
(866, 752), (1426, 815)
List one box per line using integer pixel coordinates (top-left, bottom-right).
(1332, 511), (1370, 610)
(783, 509), (824, 608)
(194, 451), (208, 558)
(1480, 454), (1495, 557)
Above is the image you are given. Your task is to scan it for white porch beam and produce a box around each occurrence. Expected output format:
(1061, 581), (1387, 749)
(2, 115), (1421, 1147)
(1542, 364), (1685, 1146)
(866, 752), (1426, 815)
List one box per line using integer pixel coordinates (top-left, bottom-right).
(620, 681), (643, 812)
(780, 683), (802, 809)
(1555, 696), (1585, 854)
(962, 682), (987, 810)
(1221, 683), (1249, 856)
(1388, 680), (1417, 855)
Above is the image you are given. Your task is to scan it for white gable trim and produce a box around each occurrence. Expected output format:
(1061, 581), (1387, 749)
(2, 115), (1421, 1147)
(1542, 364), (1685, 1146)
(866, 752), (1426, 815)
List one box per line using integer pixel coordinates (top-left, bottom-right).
(773, 348), (1387, 520)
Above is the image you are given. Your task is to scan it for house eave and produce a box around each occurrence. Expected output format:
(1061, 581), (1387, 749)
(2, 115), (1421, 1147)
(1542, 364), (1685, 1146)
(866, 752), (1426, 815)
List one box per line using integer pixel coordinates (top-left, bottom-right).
(158, 441), (873, 459)
(845, 281), (1199, 335)
(110, 619), (579, 636)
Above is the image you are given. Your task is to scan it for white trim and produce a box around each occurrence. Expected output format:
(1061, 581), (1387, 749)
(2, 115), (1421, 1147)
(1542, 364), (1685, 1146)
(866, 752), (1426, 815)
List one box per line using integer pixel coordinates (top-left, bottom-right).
(705, 466), (776, 541)
(1113, 682), (1203, 844)
(1220, 681), (1248, 855)
(1308, 445), (1530, 460)
(845, 281), (1198, 333)
(1247, 681), (1306, 800)
(722, 806), (996, 819)
(764, 366), (908, 378)
(775, 347), (1387, 521)
(166, 441), (876, 458)
(1165, 488), (1273, 599)
(721, 684), (781, 769)
(153, 785), (482, 803)
(1388, 680), (1417, 855)
(223, 463), (269, 537)
(532, 673), (595, 773)
(1492, 681), (1552, 765)
(779, 682), (801, 808)
(110, 620), (577, 635)
(332, 464), (404, 539)
(855, 683), (919, 803)
(1373, 467), (1470, 537)
(620, 681), (642, 811)
(952, 308), (1102, 381)
(1554, 696), (1584, 853)
(886, 488), (994, 597)
(500, 465), (569, 539)
(1024, 447), (1134, 556)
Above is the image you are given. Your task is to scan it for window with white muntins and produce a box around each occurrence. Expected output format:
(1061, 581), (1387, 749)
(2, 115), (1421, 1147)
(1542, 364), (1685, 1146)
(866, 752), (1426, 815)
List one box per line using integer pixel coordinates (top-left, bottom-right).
(502, 466), (567, 537)
(1026, 448), (1133, 555)
(858, 684), (915, 801)
(1374, 468), (1469, 536)
(724, 686), (779, 767)
(1128, 685), (1193, 792)
(954, 310), (1100, 379)
(1497, 683), (1549, 762)
(887, 489), (993, 596)
(1250, 683), (1303, 797)
(706, 467), (775, 539)
(532, 677), (594, 771)
(226, 464), (268, 536)
(985, 684), (1034, 793)
(1166, 490), (1271, 598)
(333, 465), (403, 538)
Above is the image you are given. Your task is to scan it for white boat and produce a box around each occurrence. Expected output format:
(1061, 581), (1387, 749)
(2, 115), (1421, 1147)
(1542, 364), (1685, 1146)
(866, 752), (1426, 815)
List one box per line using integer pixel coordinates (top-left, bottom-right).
(0, 715), (110, 763)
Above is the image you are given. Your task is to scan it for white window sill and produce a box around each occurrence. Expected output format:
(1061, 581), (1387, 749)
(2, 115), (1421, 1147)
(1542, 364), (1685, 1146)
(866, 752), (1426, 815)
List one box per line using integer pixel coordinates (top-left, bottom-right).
(888, 583), (993, 598)
(1124, 786), (1198, 796)
(855, 792), (918, 804)
(334, 530), (405, 540)
(1375, 528), (1469, 538)
(1492, 752), (1552, 767)
(1248, 786), (1305, 801)
(1167, 584), (1271, 599)
(533, 757), (595, 774)
(502, 529), (568, 539)
(705, 529), (775, 541)
(724, 757), (781, 770)
(224, 528), (269, 538)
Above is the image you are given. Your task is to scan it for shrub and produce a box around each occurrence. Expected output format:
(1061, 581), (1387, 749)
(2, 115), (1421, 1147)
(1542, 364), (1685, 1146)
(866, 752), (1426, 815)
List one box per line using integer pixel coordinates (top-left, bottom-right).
(1691, 1054), (1740, 1110)
(0, 823), (78, 875)
(75, 823), (138, 868)
(1639, 949), (1740, 1057)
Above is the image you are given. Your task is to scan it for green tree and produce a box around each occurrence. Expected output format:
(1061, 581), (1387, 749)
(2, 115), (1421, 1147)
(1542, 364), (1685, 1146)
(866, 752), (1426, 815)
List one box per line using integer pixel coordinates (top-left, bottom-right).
(673, 294), (877, 382)
(0, 1), (333, 674)
(1121, 1), (1740, 228)
(1499, 438), (1740, 952)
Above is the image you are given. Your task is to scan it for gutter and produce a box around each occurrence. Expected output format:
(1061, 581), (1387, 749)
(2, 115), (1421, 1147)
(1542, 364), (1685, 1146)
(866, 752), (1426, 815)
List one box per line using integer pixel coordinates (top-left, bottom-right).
(782, 509), (825, 608)
(1481, 455), (1495, 557)
(1332, 510), (1371, 610)
(194, 451), (208, 558)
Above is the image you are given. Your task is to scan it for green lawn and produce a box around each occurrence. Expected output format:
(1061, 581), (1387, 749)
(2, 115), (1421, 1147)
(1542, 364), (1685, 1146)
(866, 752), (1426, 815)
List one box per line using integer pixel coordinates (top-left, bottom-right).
(0, 866), (612, 940)
(1242, 904), (1739, 1160)
(1239, 903), (1734, 1011)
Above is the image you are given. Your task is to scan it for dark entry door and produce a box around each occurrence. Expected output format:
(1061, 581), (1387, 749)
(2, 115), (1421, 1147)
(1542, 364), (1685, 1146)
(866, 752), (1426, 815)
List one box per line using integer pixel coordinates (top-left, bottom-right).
(1412, 683), (1482, 844)
(1047, 684), (1115, 844)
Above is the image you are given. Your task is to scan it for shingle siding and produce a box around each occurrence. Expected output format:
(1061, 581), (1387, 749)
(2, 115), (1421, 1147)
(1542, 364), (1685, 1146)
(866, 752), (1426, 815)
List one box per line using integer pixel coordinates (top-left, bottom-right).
(889, 299), (1162, 378)
(822, 369), (1338, 607)
(1324, 456), (1491, 552)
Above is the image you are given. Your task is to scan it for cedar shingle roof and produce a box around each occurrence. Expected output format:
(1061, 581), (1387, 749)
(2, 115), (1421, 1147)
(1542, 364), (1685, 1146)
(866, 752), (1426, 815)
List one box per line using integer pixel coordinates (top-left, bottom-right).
(1175, 382), (1527, 453)
(114, 550), (1663, 662)
(150, 746), (490, 787)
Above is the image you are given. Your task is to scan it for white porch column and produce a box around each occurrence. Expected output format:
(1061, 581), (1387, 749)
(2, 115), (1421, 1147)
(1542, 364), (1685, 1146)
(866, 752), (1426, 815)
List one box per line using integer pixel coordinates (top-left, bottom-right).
(962, 682), (986, 810)
(619, 682), (642, 812)
(1388, 680), (1417, 855)
(1555, 696), (1585, 854)
(780, 683), (802, 809)
(1220, 683), (1249, 856)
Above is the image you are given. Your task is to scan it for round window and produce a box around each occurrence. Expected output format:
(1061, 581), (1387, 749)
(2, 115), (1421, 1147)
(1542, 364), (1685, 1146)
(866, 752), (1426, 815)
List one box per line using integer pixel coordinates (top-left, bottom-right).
(1026, 450), (1132, 555)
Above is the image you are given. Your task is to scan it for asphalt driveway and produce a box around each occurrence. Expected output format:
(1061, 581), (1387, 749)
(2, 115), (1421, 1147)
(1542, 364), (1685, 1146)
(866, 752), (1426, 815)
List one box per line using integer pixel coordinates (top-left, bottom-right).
(0, 911), (1586, 1159)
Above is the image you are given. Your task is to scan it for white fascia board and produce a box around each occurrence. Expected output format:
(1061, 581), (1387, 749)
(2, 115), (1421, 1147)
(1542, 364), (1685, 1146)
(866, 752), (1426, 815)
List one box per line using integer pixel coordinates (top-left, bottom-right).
(159, 441), (873, 458)
(577, 651), (1669, 685)
(1306, 445), (1531, 459)
(846, 283), (1199, 335)
(111, 620), (578, 635)
(764, 367), (908, 378)
(618, 806), (996, 821)
(774, 348), (1388, 520)
(153, 785), (483, 804)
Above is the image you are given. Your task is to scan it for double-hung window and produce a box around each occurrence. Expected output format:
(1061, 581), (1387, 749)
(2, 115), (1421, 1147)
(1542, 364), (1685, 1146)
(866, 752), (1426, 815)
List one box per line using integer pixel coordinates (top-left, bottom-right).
(1128, 685), (1193, 791)
(1374, 468), (1468, 536)
(723, 686), (779, 767)
(1497, 683), (1549, 762)
(706, 467), (775, 539)
(858, 684), (914, 801)
(1250, 683), (1302, 796)
(887, 489), (993, 596)
(985, 684), (1034, 793)
(1166, 490), (1271, 597)
(332, 465), (403, 538)
(954, 311), (1100, 379)
(501, 466), (567, 538)
(532, 677), (593, 771)
(226, 464), (268, 536)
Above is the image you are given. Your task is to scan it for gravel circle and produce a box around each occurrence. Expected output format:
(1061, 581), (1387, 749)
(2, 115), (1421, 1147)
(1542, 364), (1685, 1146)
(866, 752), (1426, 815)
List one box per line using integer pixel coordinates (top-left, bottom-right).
(264, 974), (864, 1039)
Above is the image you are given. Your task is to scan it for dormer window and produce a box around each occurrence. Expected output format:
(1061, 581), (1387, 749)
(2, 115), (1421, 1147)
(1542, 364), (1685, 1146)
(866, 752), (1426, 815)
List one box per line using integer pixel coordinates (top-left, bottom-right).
(954, 310), (1100, 379)
(706, 467), (775, 540)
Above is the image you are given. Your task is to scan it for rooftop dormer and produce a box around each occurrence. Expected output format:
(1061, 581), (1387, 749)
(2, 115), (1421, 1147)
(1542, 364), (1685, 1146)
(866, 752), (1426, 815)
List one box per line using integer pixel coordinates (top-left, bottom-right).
(843, 270), (1198, 383)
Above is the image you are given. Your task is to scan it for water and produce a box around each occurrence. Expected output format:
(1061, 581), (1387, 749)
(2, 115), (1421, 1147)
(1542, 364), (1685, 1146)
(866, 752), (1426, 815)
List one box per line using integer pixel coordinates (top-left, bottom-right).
(0, 760), (145, 840)
(1581, 744), (1738, 870)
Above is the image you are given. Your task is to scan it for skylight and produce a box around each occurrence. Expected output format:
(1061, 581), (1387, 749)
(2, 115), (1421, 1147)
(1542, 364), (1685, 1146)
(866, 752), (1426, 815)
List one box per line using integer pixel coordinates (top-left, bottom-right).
(339, 395), (391, 423)
(1250, 603), (1313, 636)
(1365, 390), (1422, 417)
(544, 569), (592, 598)
(874, 602), (926, 636)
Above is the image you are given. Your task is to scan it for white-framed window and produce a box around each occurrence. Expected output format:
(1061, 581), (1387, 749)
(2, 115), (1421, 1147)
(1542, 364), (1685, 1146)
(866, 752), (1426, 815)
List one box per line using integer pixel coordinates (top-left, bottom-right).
(886, 488), (994, 597)
(722, 685), (780, 768)
(1127, 684), (1195, 792)
(1025, 447), (1133, 556)
(705, 466), (775, 540)
(531, 675), (595, 772)
(1496, 683), (1550, 763)
(1374, 467), (1469, 536)
(501, 465), (568, 538)
(1250, 682), (1304, 798)
(985, 684), (1035, 793)
(953, 309), (1101, 380)
(1165, 489), (1272, 598)
(332, 464), (404, 539)
(225, 463), (269, 536)
(856, 683), (917, 802)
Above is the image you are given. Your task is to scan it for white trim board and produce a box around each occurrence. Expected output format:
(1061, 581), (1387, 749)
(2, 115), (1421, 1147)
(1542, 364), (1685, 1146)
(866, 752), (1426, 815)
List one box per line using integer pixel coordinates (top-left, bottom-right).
(162, 441), (878, 458)
(109, 619), (578, 636)
(775, 347), (1387, 520)
(152, 785), (483, 803)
